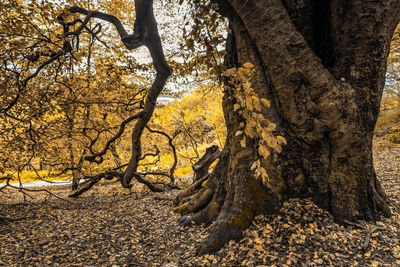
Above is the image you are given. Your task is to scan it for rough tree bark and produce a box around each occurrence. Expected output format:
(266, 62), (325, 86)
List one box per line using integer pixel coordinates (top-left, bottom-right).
(176, 0), (400, 254)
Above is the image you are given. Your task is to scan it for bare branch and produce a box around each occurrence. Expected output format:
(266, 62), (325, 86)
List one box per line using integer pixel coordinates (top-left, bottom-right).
(362, 226), (387, 250)
(1, 50), (65, 119)
(64, 1), (172, 188)
(68, 168), (167, 197)
(133, 173), (167, 192)
(0, 204), (31, 222)
(140, 145), (160, 161)
(67, 7), (130, 44)
(145, 126), (180, 183)
(84, 112), (142, 163)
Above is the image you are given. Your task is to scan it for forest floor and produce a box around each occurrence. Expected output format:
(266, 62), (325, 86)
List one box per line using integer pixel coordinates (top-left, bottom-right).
(1, 108), (400, 266)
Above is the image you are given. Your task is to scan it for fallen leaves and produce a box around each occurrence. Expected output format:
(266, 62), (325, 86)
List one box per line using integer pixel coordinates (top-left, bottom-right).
(0, 137), (399, 266)
(194, 144), (400, 267)
(0, 186), (208, 266)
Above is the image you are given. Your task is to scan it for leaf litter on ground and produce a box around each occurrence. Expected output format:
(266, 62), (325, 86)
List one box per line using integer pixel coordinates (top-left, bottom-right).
(1, 130), (400, 266)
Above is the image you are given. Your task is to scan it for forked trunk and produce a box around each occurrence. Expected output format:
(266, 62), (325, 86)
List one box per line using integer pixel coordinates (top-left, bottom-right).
(176, 0), (400, 254)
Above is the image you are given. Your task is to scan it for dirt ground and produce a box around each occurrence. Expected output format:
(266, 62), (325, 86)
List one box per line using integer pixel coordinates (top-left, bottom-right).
(1, 143), (400, 266)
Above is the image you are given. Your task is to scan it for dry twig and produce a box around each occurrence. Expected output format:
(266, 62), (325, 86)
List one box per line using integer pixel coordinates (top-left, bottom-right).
(362, 226), (387, 250)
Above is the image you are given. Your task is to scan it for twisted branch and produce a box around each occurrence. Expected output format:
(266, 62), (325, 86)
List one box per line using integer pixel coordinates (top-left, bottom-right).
(66, 1), (172, 189)
(145, 126), (180, 184)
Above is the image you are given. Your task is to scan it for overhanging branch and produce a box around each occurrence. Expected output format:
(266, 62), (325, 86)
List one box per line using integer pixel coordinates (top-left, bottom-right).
(65, 0), (172, 189)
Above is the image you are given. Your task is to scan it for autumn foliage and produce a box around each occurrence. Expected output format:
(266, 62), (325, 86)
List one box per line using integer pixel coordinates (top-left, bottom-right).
(1, 0), (400, 263)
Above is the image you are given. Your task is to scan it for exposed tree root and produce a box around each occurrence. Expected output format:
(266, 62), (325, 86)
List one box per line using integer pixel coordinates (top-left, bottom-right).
(197, 219), (242, 255)
(173, 174), (217, 215)
(69, 178), (102, 198)
(175, 188), (214, 215)
(178, 199), (221, 226)
(173, 175), (209, 205)
(173, 145), (222, 217)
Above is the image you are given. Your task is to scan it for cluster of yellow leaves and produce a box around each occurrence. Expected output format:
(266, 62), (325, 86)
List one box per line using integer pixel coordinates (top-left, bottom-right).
(223, 62), (286, 184)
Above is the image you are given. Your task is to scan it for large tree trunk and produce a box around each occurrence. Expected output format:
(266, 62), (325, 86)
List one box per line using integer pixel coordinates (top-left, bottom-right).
(177, 0), (400, 254)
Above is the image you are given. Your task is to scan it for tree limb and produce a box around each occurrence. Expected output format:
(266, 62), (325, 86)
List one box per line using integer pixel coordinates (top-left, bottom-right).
(67, 1), (172, 189)
(145, 126), (179, 183)
(84, 112), (142, 163)
(67, 7), (130, 43)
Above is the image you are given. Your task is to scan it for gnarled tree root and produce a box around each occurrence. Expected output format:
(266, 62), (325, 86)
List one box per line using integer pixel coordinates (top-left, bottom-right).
(173, 176), (216, 216)
(179, 200), (220, 226)
(173, 175), (209, 205)
(196, 218), (243, 255)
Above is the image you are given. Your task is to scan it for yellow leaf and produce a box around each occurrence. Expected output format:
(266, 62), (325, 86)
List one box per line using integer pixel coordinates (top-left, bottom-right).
(243, 62), (254, 69)
(267, 137), (278, 149)
(240, 136), (246, 147)
(234, 103), (241, 111)
(223, 68), (236, 77)
(243, 81), (252, 93)
(252, 96), (261, 112)
(268, 123), (277, 131)
(244, 125), (256, 138)
(261, 98), (270, 108)
(277, 136), (287, 145)
(250, 161), (258, 171)
(260, 167), (269, 184)
(246, 96), (254, 111)
(254, 238), (263, 244)
(261, 129), (271, 141)
(254, 244), (263, 251)
(258, 145), (270, 159)
(235, 130), (243, 136)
